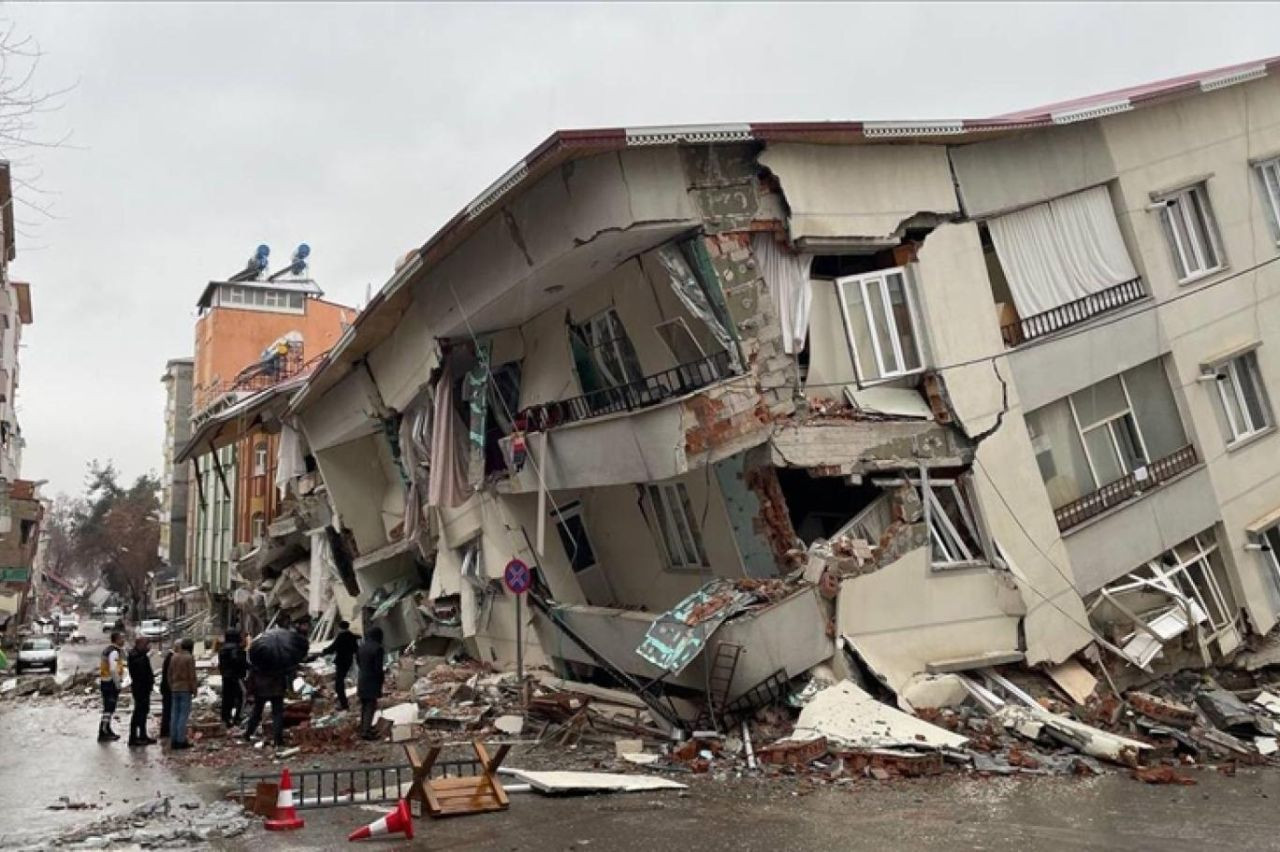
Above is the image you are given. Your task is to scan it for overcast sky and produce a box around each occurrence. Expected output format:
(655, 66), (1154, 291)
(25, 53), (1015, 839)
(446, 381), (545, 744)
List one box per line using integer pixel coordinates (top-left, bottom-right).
(9, 1), (1280, 497)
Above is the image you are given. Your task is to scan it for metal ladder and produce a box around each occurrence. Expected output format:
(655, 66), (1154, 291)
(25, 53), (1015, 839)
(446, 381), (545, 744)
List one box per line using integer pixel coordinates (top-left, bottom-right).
(702, 642), (743, 731)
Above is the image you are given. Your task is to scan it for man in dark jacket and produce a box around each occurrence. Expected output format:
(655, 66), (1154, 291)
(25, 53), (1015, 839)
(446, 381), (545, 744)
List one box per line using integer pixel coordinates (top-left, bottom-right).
(356, 627), (385, 740)
(217, 630), (248, 728)
(126, 636), (156, 746)
(322, 621), (359, 711)
(243, 663), (289, 747)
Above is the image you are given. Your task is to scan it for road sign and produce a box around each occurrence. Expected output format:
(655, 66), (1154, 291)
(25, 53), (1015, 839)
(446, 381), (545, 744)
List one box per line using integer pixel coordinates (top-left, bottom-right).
(503, 559), (531, 595)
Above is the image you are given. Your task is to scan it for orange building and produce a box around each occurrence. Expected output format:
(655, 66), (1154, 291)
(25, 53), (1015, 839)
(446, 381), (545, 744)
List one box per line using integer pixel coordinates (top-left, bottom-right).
(187, 258), (356, 597)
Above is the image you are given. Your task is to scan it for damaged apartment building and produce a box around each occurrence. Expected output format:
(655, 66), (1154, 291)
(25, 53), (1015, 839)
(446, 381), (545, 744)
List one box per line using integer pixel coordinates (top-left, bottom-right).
(282, 58), (1280, 719)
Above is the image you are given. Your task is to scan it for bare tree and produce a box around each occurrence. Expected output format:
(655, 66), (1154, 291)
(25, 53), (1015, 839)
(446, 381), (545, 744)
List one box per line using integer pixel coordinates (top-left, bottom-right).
(0, 18), (74, 229)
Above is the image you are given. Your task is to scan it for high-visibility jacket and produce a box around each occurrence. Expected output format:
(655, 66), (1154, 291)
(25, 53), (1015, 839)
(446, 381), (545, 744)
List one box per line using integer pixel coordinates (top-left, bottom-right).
(99, 644), (123, 685)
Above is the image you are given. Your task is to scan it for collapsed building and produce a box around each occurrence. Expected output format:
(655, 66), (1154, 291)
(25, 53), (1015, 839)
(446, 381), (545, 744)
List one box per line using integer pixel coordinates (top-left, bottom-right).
(238, 58), (1280, 724)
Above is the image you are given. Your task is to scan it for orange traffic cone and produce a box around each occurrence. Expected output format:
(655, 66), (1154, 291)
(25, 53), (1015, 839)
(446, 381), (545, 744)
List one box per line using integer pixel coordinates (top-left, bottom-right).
(265, 767), (305, 831)
(348, 798), (414, 842)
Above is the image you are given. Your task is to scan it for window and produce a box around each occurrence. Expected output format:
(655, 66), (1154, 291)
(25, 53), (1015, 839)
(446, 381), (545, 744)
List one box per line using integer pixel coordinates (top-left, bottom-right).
(1157, 183), (1224, 282)
(577, 308), (644, 389)
(1255, 157), (1280, 240)
(1068, 375), (1150, 487)
(1214, 352), (1272, 444)
(459, 538), (485, 589)
(835, 267), (924, 383)
(647, 482), (708, 569)
(253, 442), (268, 476)
(654, 318), (706, 365)
(251, 512), (266, 543)
(554, 502), (598, 573)
(1260, 525), (1280, 587)
(289, 292), (304, 309)
(920, 475), (991, 569)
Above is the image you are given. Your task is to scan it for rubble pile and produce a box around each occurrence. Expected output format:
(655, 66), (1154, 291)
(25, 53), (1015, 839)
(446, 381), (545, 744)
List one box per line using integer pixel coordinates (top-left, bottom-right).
(2, 797), (251, 851)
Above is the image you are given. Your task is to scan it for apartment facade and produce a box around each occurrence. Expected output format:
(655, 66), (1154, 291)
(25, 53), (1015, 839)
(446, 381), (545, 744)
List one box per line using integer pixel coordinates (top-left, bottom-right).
(159, 357), (194, 575)
(285, 58), (1280, 712)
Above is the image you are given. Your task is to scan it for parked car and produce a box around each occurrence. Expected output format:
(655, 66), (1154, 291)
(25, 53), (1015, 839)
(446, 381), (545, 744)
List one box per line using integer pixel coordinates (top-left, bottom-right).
(138, 619), (170, 640)
(15, 637), (57, 674)
(56, 619), (79, 639)
(67, 629), (87, 645)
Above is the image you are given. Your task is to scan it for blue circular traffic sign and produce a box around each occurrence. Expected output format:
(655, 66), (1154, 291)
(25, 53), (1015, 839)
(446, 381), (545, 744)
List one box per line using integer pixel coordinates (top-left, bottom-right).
(503, 559), (531, 594)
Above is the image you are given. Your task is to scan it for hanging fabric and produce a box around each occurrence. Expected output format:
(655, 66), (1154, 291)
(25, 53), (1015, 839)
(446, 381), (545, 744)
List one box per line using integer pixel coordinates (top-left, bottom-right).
(274, 422), (306, 499)
(987, 185), (1137, 319)
(751, 234), (814, 355)
(426, 361), (471, 508)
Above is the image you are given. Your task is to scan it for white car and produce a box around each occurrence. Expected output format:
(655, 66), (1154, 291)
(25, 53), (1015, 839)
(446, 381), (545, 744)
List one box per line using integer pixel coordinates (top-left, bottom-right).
(15, 637), (57, 674)
(138, 619), (170, 640)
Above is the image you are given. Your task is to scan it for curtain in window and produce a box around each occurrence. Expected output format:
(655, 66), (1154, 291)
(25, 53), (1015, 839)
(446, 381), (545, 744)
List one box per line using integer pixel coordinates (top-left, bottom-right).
(274, 423), (306, 499)
(988, 186), (1137, 318)
(751, 234), (814, 355)
(427, 362), (471, 508)
(1025, 399), (1096, 509)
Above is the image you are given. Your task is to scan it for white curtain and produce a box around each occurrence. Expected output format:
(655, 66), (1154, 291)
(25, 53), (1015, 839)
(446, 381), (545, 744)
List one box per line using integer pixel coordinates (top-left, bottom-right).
(988, 185), (1137, 318)
(275, 423), (306, 498)
(752, 234), (814, 355)
(427, 363), (471, 509)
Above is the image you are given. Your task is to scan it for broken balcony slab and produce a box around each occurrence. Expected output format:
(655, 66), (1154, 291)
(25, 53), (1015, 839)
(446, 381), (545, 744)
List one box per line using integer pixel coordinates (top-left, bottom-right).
(769, 420), (970, 475)
(926, 651), (1026, 675)
(783, 679), (968, 751)
(533, 585), (830, 704)
(498, 769), (687, 795)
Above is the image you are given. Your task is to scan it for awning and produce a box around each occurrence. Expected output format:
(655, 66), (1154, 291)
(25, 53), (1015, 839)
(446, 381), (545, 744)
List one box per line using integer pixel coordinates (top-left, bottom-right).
(175, 375), (307, 464)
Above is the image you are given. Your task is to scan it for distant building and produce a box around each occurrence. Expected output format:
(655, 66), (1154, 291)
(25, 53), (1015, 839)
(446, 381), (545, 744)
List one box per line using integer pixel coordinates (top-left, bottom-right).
(0, 162), (44, 640)
(159, 357), (194, 577)
(183, 246), (354, 629)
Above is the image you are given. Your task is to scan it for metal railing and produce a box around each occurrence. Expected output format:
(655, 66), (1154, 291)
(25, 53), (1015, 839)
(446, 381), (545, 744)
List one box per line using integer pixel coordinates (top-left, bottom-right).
(1054, 444), (1198, 532)
(238, 756), (483, 810)
(193, 351), (326, 420)
(1001, 277), (1146, 348)
(516, 349), (733, 432)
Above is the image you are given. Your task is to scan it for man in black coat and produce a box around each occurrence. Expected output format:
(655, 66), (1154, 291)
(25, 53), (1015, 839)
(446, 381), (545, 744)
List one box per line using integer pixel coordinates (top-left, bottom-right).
(126, 636), (156, 746)
(322, 621), (359, 711)
(356, 627), (385, 740)
(217, 630), (248, 728)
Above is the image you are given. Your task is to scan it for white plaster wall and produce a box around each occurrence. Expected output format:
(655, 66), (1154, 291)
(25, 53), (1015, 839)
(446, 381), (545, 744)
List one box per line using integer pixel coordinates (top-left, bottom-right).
(913, 221), (1094, 664)
(1098, 74), (1280, 632)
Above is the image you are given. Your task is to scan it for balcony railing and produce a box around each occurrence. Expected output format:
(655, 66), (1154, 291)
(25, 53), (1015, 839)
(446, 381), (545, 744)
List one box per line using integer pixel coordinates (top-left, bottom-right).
(1001, 277), (1146, 348)
(1054, 443), (1198, 532)
(516, 349), (733, 432)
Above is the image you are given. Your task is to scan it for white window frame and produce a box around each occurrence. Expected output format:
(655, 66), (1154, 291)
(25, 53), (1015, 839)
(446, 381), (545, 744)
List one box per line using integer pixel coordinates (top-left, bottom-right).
(1215, 352), (1273, 444)
(582, 308), (644, 388)
(1103, 533), (1234, 636)
(253, 442), (268, 476)
(653, 317), (706, 365)
(459, 537), (485, 589)
(646, 482), (709, 570)
(251, 513), (266, 544)
(1258, 525), (1280, 588)
(1157, 184), (1224, 283)
(834, 266), (925, 383)
(921, 474), (992, 570)
(1254, 157), (1280, 241)
(1067, 375), (1151, 489)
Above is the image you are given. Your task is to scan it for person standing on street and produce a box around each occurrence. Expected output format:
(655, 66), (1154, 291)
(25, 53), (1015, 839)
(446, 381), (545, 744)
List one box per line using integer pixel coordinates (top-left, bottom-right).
(97, 631), (125, 742)
(322, 621), (359, 711)
(242, 661), (288, 748)
(126, 636), (157, 746)
(168, 638), (197, 750)
(217, 630), (248, 728)
(158, 645), (174, 739)
(356, 627), (385, 740)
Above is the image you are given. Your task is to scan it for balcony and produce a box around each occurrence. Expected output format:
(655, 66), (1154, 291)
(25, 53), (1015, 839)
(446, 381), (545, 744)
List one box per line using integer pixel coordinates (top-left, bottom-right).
(1001, 277), (1146, 348)
(1054, 444), (1198, 532)
(516, 349), (733, 432)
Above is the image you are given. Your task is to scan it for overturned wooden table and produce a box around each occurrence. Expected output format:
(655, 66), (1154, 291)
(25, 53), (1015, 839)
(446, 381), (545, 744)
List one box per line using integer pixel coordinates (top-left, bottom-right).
(404, 740), (511, 818)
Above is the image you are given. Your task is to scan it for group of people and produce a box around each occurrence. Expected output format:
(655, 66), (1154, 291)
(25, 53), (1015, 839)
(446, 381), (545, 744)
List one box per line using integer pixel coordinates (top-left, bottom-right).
(96, 618), (387, 749)
(97, 631), (197, 748)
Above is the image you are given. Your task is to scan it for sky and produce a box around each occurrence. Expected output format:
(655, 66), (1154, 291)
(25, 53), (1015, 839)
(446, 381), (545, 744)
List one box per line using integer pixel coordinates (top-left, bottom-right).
(7, 1), (1280, 497)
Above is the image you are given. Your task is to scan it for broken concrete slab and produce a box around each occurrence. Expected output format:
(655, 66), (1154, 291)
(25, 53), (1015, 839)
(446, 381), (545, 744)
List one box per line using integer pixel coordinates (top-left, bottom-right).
(1045, 658), (1097, 705)
(377, 702), (420, 726)
(1196, 687), (1276, 737)
(899, 673), (969, 711)
(785, 680), (967, 751)
(494, 715), (525, 735)
(499, 769), (686, 795)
